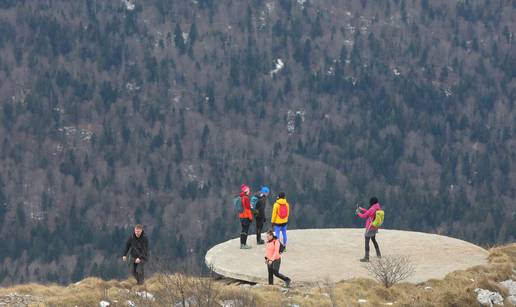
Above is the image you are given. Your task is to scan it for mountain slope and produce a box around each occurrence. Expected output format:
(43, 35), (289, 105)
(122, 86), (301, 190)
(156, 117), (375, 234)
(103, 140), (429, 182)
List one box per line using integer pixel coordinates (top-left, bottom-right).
(0, 0), (514, 284)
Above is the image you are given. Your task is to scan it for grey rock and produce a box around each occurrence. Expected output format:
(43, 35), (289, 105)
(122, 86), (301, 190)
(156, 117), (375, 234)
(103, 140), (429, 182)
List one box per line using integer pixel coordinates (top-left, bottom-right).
(500, 279), (516, 296)
(475, 288), (504, 306)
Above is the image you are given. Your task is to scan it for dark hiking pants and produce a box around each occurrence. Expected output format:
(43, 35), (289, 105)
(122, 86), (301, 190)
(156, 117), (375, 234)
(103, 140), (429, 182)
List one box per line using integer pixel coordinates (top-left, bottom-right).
(240, 218), (251, 245)
(267, 259), (290, 285)
(365, 236), (381, 258)
(256, 217), (265, 242)
(132, 262), (145, 285)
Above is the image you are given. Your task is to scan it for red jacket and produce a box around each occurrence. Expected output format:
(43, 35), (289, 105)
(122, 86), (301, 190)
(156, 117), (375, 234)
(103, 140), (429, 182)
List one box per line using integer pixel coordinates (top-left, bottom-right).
(239, 192), (253, 220)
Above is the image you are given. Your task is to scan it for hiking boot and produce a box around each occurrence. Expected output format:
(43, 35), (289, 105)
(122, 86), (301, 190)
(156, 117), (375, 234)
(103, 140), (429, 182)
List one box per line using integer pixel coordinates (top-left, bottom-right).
(376, 251), (382, 258)
(136, 273), (145, 285)
(240, 244), (252, 249)
(285, 279), (291, 288)
(360, 251), (370, 262)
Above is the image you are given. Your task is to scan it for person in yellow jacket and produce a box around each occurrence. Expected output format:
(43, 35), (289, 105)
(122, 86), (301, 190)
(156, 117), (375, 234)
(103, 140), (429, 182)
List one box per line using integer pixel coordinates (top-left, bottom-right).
(271, 192), (289, 250)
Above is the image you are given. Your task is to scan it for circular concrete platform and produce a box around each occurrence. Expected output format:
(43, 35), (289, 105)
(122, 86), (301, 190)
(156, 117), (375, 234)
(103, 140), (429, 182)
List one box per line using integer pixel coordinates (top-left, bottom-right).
(205, 228), (488, 284)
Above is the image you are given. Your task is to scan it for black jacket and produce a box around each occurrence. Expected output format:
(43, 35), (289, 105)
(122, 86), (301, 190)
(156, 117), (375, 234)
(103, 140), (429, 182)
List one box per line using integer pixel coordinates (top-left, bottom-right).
(123, 231), (149, 262)
(254, 193), (268, 220)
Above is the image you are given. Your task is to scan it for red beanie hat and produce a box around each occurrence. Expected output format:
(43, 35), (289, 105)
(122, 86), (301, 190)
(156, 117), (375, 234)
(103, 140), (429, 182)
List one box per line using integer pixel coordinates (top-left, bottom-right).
(241, 184), (250, 194)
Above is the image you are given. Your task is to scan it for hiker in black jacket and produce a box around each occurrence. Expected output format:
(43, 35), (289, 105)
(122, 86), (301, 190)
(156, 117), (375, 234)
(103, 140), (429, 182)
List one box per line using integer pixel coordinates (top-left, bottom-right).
(122, 224), (149, 285)
(254, 186), (270, 245)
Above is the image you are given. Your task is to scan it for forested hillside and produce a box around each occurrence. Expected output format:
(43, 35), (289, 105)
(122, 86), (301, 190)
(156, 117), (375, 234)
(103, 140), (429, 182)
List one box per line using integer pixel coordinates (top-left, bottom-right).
(0, 0), (514, 285)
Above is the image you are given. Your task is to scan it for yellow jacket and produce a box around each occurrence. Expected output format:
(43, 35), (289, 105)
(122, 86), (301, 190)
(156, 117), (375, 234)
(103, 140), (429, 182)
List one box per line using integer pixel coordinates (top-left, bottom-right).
(271, 198), (289, 224)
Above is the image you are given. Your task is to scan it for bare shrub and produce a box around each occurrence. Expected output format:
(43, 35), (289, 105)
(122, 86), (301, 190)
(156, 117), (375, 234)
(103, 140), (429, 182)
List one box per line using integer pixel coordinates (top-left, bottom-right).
(321, 277), (339, 307)
(218, 289), (257, 307)
(363, 255), (415, 288)
(191, 264), (221, 307)
(154, 272), (193, 306)
(149, 254), (193, 306)
(149, 255), (221, 307)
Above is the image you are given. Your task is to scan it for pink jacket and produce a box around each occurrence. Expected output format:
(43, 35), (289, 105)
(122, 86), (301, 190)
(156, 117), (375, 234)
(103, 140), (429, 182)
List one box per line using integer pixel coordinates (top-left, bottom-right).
(357, 203), (381, 230)
(265, 239), (281, 261)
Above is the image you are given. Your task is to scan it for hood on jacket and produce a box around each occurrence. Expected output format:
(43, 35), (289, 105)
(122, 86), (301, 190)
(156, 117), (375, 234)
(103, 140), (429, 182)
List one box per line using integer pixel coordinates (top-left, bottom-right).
(276, 198), (288, 205)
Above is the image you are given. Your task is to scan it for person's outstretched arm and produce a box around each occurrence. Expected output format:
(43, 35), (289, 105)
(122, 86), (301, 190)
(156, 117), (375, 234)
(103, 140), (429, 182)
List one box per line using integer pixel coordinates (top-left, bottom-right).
(357, 207), (373, 219)
(357, 206), (376, 219)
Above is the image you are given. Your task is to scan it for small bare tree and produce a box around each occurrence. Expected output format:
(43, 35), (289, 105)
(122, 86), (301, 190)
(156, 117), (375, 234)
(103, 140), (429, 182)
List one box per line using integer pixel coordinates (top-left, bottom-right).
(192, 264), (221, 307)
(322, 277), (339, 307)
(220, 289), (257, 307)
(363, 255), (415, 288)
(153, 271), (193, 306)
(150, 254), (193, 306)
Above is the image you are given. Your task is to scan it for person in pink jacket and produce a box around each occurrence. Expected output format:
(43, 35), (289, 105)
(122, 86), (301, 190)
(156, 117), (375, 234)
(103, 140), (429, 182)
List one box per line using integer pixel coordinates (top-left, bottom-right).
(356, 197), (382, 262)
(264, 230), (291, 287)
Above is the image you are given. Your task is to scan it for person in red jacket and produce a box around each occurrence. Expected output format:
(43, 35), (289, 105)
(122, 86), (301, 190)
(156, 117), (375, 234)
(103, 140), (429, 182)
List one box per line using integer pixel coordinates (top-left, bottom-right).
(264, 230), (291, 287)
(356, 197), (382, 262)
(239, 184), (253, 249)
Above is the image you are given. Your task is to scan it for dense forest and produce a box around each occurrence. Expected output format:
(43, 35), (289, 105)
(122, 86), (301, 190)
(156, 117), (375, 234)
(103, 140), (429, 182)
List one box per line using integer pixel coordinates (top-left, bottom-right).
(0, 0), (514, 285)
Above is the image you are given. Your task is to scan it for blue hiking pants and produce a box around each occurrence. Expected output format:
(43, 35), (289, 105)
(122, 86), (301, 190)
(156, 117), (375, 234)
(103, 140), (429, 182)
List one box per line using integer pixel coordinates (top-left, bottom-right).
(274, 223), (288, 245)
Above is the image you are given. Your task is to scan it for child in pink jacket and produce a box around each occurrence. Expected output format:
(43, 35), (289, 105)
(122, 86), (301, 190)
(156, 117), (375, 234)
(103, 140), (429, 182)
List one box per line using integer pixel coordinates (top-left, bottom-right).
(357, 197), (382, 262)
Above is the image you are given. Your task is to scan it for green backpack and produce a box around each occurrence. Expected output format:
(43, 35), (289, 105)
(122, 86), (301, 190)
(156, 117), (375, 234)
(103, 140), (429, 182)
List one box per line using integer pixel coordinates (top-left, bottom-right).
(371, 210), (385, 228)
(233, 197), (243, 214)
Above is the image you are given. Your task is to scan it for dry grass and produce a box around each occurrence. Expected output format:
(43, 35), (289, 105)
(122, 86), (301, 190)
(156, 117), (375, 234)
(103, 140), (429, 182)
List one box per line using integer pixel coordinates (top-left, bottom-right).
(0, 243), (514, 306)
